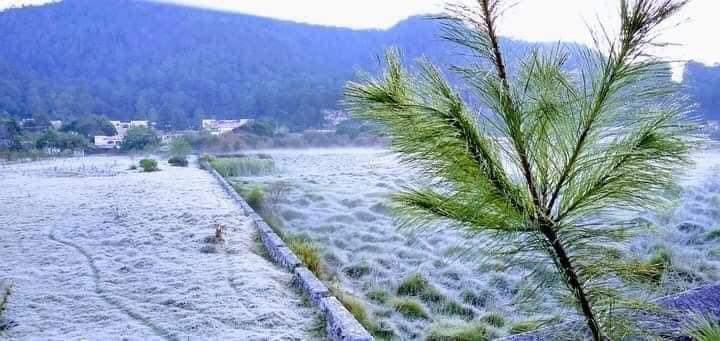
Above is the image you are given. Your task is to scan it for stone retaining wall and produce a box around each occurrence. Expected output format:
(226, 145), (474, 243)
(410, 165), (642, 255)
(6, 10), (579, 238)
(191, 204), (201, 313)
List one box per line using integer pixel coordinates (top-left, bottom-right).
(201, 160), (374, 341)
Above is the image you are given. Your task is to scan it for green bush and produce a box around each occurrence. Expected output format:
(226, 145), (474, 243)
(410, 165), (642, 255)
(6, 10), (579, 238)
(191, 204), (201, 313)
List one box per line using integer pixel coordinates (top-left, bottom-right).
(121, 127), (159, 151)
(168, 156), (188, 167)
(425, 321), (490, 341)
(392, 298), (428, 320)
(210, 157), (275, 177)
(245, 186), (266, 211)
(139, 158), (159, 172)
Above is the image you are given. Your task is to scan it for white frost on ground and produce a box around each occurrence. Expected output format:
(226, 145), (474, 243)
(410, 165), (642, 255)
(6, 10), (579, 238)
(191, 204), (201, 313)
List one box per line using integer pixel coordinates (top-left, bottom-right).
(235, 147), (720, 339)
(0, 156), (320, 340)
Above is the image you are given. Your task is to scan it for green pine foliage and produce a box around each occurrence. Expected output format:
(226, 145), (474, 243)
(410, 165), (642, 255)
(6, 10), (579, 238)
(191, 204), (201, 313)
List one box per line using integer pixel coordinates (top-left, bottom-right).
(346, 1), (696, 339)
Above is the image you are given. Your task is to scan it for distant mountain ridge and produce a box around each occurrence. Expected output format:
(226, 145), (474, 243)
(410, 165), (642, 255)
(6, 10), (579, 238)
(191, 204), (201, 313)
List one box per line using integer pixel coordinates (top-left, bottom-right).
(683, 61), (720, 121)
(0, 0), (716, 129)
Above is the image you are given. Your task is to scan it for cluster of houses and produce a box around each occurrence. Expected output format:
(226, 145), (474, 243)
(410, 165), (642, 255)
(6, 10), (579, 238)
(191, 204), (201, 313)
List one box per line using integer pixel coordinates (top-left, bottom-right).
(200, 119), (251, 135)
(93, 119), (251, 149)
(93, 120), (150, 149)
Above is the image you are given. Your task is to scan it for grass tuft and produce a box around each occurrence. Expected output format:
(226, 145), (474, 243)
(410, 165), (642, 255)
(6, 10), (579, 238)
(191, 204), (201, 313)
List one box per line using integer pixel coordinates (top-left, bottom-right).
(371, 320), (396, 340)
(439, 299), (475, 320)
(460, 289), (493, 308)
(287, 236), (324, 278)
(397, 273), (430, 296)
(392, 298), (428, 320)
(645, 246), (673, 283)
(330, 287), (384, 336)
(367, 289), (390, 304)
(685, 315), (720, 341)
(420, 286), (446, 304)
(244, 186), (266, 211)
(337, 291), (372, 327)
(509, 320), (542, 334)
(425, 321), (490, 341)
(343, 263), (372, 279)
(480, 312), (506, 328)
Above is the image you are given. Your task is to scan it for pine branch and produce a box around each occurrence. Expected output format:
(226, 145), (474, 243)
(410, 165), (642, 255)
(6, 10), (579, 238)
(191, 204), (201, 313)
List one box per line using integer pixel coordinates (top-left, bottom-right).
(345, 1), (694, 339)
(547, 0), (689, 217)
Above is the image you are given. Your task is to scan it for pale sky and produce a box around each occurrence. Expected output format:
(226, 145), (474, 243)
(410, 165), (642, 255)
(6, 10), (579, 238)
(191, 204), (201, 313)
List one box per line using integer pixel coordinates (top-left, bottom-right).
(2, 0), (719, 77)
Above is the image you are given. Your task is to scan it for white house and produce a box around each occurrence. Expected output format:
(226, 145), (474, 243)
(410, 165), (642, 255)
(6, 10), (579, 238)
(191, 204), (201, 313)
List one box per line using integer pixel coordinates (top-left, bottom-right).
(111, 120), (149, 137)
(49, 120), (63, 130)
(201, 119), (251, 135)
(94, 135), (123, 149)
(130, 120), (149, 128)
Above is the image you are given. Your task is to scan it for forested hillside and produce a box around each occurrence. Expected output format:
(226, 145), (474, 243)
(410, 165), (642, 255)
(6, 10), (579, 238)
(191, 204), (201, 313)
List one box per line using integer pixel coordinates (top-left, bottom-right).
(0, 0), (715, 130)
(0, 0), (454, 130)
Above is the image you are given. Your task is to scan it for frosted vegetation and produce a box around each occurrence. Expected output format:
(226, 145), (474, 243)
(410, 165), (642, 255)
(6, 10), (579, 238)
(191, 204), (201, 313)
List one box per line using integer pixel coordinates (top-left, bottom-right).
(210, 156), (276, 177)
(0, 156), (320, 340)
(231, 148), (720, 339)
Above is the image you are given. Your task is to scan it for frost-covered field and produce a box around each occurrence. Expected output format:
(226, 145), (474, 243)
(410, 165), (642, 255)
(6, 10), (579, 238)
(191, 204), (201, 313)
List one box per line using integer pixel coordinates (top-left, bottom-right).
(233, 148), (720, 339)
(0, 156), (319, 340)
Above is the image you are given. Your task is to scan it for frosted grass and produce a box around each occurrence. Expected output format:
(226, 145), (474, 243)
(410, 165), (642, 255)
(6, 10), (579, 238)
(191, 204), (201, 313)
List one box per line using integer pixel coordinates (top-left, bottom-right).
(234, 147), (720, 338)
(0, 156), (319, 340)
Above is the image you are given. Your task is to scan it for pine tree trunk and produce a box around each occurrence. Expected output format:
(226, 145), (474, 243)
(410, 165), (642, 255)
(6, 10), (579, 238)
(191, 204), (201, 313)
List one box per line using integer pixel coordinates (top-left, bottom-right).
(540, 221), (602, 341)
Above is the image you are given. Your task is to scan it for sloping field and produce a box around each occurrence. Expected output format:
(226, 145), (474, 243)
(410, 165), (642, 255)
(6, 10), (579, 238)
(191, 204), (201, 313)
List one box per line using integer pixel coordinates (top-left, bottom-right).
(232, 148), (720, 339)
(0, 156), (319, 340)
